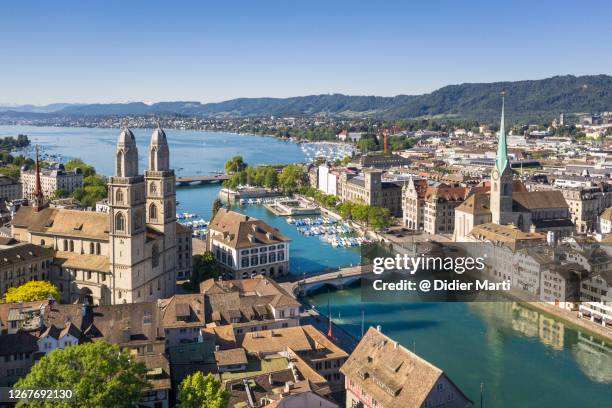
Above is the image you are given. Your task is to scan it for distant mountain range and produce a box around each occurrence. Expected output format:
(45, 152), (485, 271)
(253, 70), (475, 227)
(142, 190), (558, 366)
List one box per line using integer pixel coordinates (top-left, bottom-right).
(2, 75), (611, 122)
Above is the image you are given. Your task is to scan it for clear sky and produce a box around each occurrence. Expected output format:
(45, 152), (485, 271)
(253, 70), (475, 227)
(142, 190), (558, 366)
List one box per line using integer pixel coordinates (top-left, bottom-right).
(2, 0), (611, 105)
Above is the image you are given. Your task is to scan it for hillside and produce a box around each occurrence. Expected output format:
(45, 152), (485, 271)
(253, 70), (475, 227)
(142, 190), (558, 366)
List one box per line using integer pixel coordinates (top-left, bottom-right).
(2, 75), (610, 122)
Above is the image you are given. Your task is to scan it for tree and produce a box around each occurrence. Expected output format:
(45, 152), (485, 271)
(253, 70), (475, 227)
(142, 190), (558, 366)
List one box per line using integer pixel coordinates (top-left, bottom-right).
(52, 188), (67, 200)
(177, 372), (229, 408)
(278, 164), (307, 193)
(368, 206), (392, 230)
(212, 198), (223, 217)
(187, 251), (220, 291)
(5, 281), (60, 303)
(224, 156), (247, 174)
(64, 158), (96, 177)
(15, 342), (149, 408)
(263, 167), (278, 189)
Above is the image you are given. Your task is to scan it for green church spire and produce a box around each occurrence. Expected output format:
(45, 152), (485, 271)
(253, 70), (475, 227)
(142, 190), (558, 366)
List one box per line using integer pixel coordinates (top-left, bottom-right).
(495, 92), (509, 173)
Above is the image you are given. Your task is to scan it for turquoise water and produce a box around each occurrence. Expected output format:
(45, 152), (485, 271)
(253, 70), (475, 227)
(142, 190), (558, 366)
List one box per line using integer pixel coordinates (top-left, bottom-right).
(307, 289), (612, 407)
(3, 125), (612, 407)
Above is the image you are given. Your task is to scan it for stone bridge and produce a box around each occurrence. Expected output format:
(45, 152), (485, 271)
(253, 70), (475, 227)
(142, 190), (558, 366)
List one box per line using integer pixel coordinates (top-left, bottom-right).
(284, 265), (372, 297)
(176, 174), (229, 186)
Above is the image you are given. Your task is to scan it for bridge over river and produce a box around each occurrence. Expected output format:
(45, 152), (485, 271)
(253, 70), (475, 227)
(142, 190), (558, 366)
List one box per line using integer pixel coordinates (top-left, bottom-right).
(176, 174), (229, 186)
(281, 265), (372, 297)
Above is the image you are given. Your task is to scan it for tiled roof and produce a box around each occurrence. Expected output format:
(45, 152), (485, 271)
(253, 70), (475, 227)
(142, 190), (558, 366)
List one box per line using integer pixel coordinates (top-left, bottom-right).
(340, 327), (471, 408)
(0, 243), (53, 266)
(512, 190), (568, 210)
(53, 251), (109, 273)
(214, 347), (248, 366)
(455, 193), (491, 215)
(13, 206), (110, 240)
(209, 209), (290, 249)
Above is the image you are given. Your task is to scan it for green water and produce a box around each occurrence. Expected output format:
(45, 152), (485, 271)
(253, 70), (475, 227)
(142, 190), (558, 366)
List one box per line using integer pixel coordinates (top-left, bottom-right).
(307, 288), (612, 407)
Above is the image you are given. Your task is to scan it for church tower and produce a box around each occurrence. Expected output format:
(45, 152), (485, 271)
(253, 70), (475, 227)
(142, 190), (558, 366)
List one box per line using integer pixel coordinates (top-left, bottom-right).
(145, 126), (176, 295)
(490, 93), (514, 225)
(108, 127), (147, 304)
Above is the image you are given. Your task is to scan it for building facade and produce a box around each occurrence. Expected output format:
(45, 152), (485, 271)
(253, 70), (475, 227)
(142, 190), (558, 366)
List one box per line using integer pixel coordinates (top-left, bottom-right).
(207, 209), (290, 279)
(0, 175), (22, 201)
(338, 169), (402, 217)
(21, 166), (83, 201)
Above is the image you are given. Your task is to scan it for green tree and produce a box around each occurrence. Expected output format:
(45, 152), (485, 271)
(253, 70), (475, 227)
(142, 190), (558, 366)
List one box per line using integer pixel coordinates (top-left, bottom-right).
(64, 158), (96, 177)
(74, 174), (107, 208)
(278, 164), (307, 193)
(5, 281), (60, 303)
(212, 198), (223, 217)
(0, 164), (21, 179)
(187, 251), (220, 291)
(15, 342), (149, 408)
(224, 156), (247, 174)
(263, 167), (278, 189)
(177, 372), (229, 408)
(368, 206), (392, 230)
(52, 188), (67, 200)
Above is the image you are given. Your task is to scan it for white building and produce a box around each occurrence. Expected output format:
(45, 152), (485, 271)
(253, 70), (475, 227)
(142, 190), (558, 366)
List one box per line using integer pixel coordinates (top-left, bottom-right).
(317, 164), (337, 196)
(207, 209), (290, 280)
(21, 165), (83, 201)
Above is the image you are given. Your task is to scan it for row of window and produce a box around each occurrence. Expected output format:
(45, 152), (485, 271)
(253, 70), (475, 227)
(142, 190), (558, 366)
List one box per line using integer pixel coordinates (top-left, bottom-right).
(240, 244), (285, 255)
(240, 251), (285, 268)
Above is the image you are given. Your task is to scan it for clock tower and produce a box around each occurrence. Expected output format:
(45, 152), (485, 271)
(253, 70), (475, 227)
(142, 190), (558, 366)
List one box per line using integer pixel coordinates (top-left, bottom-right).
(490, 94), (514, 225)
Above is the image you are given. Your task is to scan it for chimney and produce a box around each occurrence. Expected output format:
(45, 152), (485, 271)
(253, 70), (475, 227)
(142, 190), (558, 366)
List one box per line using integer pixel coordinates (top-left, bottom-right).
(376, 325), (382, 332)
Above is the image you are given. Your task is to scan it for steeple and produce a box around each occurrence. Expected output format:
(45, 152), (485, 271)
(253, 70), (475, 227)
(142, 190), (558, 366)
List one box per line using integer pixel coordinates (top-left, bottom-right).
(495, 92), (509, 174)
(32, 145), (45, 212)
(116, 124), (139, 177)
(149, 123), (170, 172)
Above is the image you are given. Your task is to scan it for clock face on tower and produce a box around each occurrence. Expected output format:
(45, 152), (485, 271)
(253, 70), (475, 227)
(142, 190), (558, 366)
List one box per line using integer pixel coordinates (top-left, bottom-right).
(491, 169), (499, 181)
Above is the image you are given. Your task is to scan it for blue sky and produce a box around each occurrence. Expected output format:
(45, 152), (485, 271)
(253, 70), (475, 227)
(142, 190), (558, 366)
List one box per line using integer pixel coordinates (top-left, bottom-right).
(2, 0), (611, 104)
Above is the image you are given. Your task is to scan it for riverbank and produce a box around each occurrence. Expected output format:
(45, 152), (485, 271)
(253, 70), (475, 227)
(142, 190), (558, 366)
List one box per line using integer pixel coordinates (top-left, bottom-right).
(506, 289), (612, 342)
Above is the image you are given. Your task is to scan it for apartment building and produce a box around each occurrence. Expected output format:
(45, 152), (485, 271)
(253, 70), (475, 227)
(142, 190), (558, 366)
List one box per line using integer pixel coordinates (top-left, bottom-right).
(338, 169), (402, 217)
(21, 166), (83, 200)
(423, 185), (470, 235)
(207, 209), (290, 280)
(0, 242), (54, 296)
(0, 175), (22, 200)
(341, 327), (472, 408)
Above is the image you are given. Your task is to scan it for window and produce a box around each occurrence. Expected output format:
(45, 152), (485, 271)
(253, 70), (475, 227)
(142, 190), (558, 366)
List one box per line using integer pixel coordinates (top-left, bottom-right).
(134, 209), (143, 230)
(40, 239), (45, 246)
(250, 255), (258, 266)
(149, 203), (158, 220)
(241, 257), (249, 268)
(115, 212), (125, 232)
(150, 182), (157, 195)
(90, 242), (94, 254)
(63, 240), (68, 251)
(152, 244), (160, 268)
(259, 254), (267, 264)
(116, 189), (124, 203)
(96, 243), (101, 255)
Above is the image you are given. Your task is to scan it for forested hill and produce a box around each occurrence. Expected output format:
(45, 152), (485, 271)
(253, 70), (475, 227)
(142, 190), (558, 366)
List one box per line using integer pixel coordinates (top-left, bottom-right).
(2, 75), (610, 122)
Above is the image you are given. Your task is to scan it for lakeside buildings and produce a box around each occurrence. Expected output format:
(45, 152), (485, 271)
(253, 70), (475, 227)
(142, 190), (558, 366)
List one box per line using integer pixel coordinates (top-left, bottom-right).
(10, 126), (186, 305)
(341, 327), (472, 408)
(0, 175), (22, 201)
(207, 208), (290, 280)
(20, 164), (83, 201)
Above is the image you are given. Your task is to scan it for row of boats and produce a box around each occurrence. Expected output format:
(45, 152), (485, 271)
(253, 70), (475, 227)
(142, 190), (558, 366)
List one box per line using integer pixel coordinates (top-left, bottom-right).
(239, 196), (292, 205)
(286, 216), (337, 226)
(286, 216), (372, 247)
(177, 213), (208, 239)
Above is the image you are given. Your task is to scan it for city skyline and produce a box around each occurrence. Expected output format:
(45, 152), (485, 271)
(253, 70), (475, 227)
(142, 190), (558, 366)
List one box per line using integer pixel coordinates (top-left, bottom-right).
(2, 0), (611, 105)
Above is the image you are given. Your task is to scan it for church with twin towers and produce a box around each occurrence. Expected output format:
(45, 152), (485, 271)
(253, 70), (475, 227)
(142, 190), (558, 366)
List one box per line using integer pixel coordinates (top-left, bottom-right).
(12, 126), (190, 305)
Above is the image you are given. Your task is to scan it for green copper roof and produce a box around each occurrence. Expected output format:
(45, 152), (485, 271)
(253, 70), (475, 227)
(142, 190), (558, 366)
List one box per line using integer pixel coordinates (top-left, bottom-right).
(495, 95), (510, 173)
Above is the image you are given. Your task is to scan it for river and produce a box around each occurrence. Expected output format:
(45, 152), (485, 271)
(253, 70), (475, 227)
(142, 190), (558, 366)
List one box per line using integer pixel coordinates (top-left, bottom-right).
(2, 125), (611, 407)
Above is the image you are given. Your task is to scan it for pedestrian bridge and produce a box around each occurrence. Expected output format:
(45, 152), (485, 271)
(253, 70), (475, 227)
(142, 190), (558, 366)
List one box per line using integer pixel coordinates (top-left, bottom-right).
(287, 265), (371, 297)
(176, 174), (229, 185)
